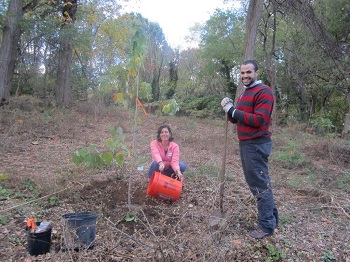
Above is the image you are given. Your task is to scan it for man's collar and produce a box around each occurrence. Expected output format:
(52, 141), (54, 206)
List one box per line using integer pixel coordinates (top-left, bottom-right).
(244, 80), (262, 89)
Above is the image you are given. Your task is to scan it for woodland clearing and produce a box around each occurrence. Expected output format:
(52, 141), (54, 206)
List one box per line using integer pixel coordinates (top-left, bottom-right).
(0, 96), (349, 261)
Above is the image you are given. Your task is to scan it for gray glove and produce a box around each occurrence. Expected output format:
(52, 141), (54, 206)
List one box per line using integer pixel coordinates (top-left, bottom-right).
(221, 97), (233, 113)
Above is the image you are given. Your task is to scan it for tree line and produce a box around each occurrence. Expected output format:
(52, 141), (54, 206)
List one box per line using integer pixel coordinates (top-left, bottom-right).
(0, 0), (349, 136)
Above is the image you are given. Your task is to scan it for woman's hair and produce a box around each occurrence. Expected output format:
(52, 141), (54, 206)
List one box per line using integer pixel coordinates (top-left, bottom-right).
(157, 124), (174, 142)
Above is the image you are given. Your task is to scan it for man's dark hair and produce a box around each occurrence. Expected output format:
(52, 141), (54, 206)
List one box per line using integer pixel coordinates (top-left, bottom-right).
(157, 124), (174, 142)
(241, 60), (258, 71)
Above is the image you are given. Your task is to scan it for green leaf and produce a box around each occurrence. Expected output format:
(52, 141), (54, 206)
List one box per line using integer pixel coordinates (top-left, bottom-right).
(72, 154), (84, 164)
(85, 154), (95, 167)
(77, 147), (87, 157)
(0, 173), (8, 181)
(87, 144), (96, 152)
(1, 215), (8, 225)
(162, 104), (169, 114)
(115, 152), (124, 166)
(110, 129), (117, 138)
(123, 213), (138, 222)
(0, 188), (8, 196)
(94, 155), (105, 168)
(49, 196), (56, 205)
(102, 152), (113, 166)
(124, 214), (134, 222)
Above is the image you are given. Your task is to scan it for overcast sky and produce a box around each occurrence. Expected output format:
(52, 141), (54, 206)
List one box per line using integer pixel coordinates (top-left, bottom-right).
(121, 0), (240, 49)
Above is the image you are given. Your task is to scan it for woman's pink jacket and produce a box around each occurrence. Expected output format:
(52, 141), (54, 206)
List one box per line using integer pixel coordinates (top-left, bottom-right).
(150, 140), (180, 173)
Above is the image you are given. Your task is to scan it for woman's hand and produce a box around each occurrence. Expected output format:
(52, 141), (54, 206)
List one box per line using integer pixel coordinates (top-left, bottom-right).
(158, 161), (165, 172)
(176, 170), (184, 182)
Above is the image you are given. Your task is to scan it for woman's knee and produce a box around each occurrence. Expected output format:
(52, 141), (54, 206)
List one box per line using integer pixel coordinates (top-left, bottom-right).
(150, 161), (158, 168)
(179, 162), (187, 172)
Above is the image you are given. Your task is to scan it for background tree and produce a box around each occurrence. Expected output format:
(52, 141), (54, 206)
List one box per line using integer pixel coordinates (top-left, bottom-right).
(0, 0), (349, 136)
(55, 0), (78, 106)
(199, 9), (244, 98)
(0, 0), (24, 105)
(271, 0), (349, 132)
(234, 0), (264, 104)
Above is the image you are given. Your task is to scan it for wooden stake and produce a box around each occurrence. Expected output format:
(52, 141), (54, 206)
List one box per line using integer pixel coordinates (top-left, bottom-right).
(219, 114), (228, 214)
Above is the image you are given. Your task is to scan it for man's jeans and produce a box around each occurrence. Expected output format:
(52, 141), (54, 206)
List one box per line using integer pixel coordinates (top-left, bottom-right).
(147, 161), (187, 178)
(239, 141), (278, 234)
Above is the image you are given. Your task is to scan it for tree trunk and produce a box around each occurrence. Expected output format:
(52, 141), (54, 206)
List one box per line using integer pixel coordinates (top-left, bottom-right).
(263, 1), (278, 128)
(341, 94), (350, 138)
(0, 0), (23, 106)
(56, 30), (73, 106)
(55, 0), (78, 107)
(243, 0), (264, 61)
(235, 0), (264, 104)
(299, 83), (308, 122)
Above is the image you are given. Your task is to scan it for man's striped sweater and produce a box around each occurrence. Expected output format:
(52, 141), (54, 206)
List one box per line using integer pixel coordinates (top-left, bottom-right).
(227, 82), (274, 143)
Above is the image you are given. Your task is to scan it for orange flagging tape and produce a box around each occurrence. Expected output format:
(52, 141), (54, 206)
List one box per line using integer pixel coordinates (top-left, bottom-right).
(136, 98), (148, 116)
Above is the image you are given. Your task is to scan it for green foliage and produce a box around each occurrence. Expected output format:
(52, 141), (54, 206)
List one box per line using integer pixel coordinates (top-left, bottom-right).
(118, 212), (138, 223)
(179, 95), (222, 117)
(247, 242), (287, 261)
(22, 177), (40, 197)
(49, 196), (57, 206)
(199, 9), (243, 97)
(128, 27), (147, 79)
(139, 82), (152, 101)
(161, 99), (179, 116)
(196, 164), (219, 178)
(3, 0), (348, 133)
(72, 128), (129, 169)
(265, 243), (287, 261)
(41, 108), (54, 123)
(321, 250), (335, 262)
(0, 173), (8, 181)
(1, 215), (8, 226)
(71, 145), (103, 168)
(0, 186), (14, 198)
(122, 213), (138, 223)
(272, 142), (309, 169)
(279, 216), (293, 225)
(310, 117), (335, 135)
(336, 171), (350, 191)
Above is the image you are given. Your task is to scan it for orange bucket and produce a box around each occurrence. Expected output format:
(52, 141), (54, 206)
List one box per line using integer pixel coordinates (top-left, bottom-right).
(147, 172), (182, 201)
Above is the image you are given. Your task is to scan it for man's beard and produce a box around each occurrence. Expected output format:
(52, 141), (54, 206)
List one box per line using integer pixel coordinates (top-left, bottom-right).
(242, 78), (255, 87)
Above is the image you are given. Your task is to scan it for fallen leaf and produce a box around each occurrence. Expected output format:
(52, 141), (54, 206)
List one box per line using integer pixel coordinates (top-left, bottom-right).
(294, 195), (306, 199)
(232, 239), (242, 246)
(321, 217), (332, 224)
(0, 173), (8, 180)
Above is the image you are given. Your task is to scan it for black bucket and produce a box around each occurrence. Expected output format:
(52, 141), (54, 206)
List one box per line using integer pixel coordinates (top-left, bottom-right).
(27, 222), (52, 256)
(62, 212), (98, 250)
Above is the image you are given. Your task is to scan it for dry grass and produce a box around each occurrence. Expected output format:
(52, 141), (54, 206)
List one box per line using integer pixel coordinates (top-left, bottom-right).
(0, 98), (349, 261)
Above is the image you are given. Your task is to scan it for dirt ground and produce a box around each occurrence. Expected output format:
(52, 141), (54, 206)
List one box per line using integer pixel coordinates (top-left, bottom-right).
(0, 98), (349, 261)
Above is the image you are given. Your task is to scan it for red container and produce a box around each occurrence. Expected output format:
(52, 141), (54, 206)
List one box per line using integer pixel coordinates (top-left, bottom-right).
(147, 172), (182, 201)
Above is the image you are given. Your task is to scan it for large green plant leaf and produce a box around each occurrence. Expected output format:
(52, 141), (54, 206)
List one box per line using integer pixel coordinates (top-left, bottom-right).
(115, 152), (124, 166)
(102, 151), (113, 166)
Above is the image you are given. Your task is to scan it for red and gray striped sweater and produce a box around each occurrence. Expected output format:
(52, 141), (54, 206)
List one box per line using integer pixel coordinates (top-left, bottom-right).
(227, 82), (274, 143)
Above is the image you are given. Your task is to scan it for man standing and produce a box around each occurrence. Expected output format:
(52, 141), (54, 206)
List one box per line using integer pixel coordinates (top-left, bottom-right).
(221, 60), (278, 239)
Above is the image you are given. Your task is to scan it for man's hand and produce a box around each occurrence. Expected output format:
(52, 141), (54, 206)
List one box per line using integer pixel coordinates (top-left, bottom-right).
(221, 97), (233, 113)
